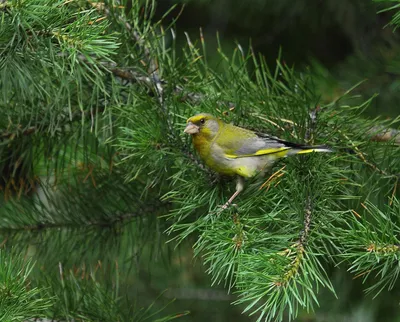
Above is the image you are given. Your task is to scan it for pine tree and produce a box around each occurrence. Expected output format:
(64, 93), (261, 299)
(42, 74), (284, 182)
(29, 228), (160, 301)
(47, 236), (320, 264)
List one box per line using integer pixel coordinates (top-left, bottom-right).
(0, 0), (400, 321)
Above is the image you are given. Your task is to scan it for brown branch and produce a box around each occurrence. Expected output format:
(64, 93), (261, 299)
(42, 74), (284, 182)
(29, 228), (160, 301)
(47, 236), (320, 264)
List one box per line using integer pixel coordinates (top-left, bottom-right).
(0, 211), (144, 232)
(95, 0), (184, 141)
(110, 68), (152, 85)
(165, 288), (233, 301)
(0, 106), (105, 140)
(1, 126), (36, 139)
(90, 0), (155, 74)
(368, 126), (400, 145)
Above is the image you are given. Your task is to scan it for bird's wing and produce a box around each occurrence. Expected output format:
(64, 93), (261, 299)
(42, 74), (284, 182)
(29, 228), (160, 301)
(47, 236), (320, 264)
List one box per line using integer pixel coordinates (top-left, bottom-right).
(230, 132), (332, 158)
(227, 133), (290, 158)
(214, 124), (289, 159)
(215, 123), (329, 159)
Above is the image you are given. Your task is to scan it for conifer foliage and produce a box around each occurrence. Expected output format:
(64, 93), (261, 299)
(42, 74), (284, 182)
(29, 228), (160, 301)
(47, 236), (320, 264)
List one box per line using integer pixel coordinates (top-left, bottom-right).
(0, 0), (399, 321)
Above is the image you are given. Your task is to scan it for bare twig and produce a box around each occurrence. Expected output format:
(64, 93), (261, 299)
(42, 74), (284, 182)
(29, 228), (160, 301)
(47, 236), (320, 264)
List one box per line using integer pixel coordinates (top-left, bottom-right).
(368, 126), (400, 145)
(111, 68), (152, 85)
(1, 126), (36, 139)
(165, 288), (233, 301)
(0, 203), (167, 232)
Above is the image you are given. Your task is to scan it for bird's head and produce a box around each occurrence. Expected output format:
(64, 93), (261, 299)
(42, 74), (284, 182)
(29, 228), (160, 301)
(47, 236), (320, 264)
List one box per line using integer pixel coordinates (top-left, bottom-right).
(184, 113), (221, 139)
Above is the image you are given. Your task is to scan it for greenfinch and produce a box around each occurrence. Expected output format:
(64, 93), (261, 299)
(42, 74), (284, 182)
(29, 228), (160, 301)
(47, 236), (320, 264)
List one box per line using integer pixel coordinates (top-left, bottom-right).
(184, 113), (332, 209)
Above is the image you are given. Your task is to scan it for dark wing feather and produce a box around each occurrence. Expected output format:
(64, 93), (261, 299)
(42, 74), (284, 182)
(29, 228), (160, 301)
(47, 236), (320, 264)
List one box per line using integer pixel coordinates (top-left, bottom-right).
(230, 133), (330, 158)
(255, 132), (330, 150)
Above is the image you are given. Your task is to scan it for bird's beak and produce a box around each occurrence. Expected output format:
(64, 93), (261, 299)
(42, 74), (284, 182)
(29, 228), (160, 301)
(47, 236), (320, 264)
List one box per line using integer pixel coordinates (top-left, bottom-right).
(184, 122), (200, 134)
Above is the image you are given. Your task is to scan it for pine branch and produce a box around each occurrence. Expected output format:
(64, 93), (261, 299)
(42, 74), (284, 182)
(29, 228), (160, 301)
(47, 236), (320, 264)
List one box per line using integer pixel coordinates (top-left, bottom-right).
(0, 251), (53, 320)
(0, 211), (142, 232)
(275, 197), (313, 287)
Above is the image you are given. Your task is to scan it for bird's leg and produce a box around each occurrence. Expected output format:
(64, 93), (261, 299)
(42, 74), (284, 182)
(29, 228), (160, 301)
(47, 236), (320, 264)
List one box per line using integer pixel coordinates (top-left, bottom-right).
(221, 176), (245, 210)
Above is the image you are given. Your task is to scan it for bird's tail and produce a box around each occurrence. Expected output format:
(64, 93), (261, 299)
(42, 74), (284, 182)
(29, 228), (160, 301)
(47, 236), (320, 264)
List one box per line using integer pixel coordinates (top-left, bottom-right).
(288, 144), (333, 156)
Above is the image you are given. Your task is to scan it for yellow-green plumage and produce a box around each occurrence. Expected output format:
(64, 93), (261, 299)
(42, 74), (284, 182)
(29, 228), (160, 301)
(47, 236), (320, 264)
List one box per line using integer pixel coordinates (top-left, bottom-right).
(184, 113), (332, 208)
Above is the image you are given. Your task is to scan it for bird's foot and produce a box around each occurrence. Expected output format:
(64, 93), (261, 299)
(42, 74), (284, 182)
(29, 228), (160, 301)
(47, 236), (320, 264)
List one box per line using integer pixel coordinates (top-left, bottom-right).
(217, 202), (237, 213)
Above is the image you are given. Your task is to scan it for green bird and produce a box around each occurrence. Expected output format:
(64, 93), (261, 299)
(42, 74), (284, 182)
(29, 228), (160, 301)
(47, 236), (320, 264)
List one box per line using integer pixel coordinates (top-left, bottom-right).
(184, 113), (332, 209)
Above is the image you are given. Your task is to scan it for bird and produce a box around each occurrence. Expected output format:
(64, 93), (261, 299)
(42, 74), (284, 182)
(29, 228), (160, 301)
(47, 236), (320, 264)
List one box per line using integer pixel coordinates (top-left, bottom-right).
(184, 113), (332, 209)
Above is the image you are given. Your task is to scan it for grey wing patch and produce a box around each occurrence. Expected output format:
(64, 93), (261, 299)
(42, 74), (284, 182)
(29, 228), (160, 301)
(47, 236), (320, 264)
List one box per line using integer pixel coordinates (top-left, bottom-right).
(256, 132), (310, 149)
(234, 136), (285, 156)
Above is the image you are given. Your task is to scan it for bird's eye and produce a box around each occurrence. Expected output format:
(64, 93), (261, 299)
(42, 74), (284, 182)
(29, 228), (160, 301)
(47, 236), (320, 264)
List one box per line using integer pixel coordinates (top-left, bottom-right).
(200, 118), (205, 124)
